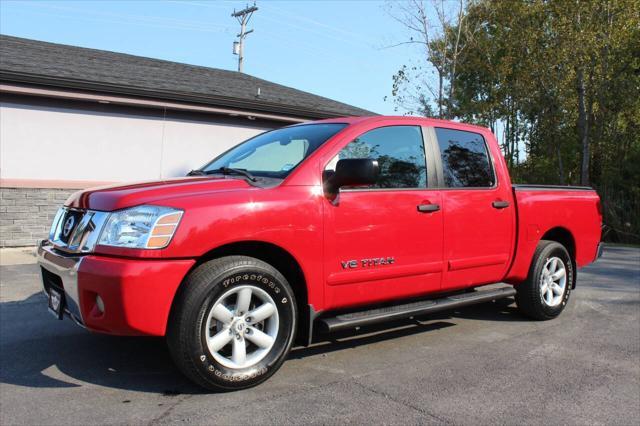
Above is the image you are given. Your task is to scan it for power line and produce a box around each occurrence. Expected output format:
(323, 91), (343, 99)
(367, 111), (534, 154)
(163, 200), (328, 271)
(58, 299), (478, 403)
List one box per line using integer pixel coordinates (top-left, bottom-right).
(263, 3), (373, 47)
(231, 3), (258, 73)
(14, 2), (232, 33)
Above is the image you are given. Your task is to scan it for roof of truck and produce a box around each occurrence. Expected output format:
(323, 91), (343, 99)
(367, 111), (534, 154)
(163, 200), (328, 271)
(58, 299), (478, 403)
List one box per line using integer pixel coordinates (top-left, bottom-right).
(310, 115), (492, 133)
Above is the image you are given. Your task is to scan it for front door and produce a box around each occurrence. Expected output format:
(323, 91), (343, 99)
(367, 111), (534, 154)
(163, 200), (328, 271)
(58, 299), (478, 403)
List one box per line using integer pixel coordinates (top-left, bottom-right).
(322, 125), (444, 310)
(431, 127), (514, 290)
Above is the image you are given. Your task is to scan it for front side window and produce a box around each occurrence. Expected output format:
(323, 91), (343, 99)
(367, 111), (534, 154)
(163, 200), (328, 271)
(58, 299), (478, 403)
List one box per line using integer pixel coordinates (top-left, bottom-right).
(202, 123), (347, 179)
(435, 128), (494, 188)
(326, 125), (427, 189)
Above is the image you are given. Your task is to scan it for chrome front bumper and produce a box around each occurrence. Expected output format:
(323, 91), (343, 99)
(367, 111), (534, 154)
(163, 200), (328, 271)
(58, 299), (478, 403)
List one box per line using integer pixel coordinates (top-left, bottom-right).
(37, 240), (85, 327)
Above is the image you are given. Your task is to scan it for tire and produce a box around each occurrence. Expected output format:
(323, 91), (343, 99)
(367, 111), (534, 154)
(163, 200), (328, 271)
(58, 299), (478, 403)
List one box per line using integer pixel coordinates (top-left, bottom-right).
(167, 256), (297, 391)
(515, 240), (574, 320)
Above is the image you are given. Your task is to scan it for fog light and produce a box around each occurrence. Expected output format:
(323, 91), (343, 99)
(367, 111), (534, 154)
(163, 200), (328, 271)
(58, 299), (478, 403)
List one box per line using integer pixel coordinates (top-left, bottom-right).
(95, 295), (104, 313)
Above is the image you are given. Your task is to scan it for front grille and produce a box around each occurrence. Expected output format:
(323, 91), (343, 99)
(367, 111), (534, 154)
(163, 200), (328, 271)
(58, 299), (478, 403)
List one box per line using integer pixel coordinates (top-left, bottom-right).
(49, 207), (109, 253)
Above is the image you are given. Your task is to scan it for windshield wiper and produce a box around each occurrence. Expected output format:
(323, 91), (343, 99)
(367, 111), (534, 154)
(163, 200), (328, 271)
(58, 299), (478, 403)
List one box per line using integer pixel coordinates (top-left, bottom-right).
(205, 167), (258, 182)
(187, 169), (206, 176)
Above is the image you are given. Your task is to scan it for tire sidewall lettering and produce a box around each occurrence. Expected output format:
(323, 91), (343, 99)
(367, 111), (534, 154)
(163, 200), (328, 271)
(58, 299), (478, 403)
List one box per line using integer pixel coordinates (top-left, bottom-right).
(222, 274), (282, 296)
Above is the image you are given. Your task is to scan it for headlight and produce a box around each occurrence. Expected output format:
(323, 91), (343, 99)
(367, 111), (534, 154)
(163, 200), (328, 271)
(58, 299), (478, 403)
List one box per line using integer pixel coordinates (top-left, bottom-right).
(98, 205), (183, 249)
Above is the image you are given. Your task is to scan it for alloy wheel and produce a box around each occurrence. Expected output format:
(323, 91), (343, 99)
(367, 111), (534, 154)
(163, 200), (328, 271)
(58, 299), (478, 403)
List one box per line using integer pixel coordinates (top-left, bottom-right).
(539, 256), (567, 307)
(204, 285), (279, 369)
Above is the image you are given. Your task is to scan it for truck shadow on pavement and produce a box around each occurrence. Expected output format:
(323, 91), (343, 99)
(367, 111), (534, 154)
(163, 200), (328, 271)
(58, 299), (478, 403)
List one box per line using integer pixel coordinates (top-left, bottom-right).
(0, 293), (524, 394)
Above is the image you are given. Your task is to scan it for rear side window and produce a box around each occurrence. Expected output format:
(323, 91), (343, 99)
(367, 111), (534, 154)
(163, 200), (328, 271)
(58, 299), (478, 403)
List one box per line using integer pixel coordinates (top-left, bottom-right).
(435, 128), (494, 188)
(326, 125), (427, 189)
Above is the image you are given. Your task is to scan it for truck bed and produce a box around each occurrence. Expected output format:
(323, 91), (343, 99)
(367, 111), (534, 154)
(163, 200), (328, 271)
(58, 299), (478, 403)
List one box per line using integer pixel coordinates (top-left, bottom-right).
(505, 185), (602, 283)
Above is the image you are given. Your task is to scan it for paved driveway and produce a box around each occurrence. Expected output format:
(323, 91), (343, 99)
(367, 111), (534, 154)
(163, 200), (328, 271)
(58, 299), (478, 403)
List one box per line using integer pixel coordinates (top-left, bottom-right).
(1, 246), (638, 425)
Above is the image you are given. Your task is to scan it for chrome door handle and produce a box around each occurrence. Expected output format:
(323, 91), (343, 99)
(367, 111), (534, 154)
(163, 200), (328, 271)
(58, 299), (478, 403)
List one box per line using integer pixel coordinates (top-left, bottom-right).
(417, 204), (440, 213)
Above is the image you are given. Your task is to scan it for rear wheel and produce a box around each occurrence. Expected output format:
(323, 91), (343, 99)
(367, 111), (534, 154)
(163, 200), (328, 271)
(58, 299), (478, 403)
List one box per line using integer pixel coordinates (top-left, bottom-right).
(167, 256), (297, 391)
(515, 240), (574, 320)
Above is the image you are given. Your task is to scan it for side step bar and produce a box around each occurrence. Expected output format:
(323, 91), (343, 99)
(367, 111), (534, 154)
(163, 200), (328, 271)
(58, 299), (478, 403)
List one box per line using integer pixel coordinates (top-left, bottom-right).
(318, 286), (516, 333)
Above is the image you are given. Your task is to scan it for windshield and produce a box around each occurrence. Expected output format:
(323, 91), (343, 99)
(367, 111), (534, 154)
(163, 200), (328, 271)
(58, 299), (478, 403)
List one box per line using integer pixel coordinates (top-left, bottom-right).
(201, 123), (347, 179)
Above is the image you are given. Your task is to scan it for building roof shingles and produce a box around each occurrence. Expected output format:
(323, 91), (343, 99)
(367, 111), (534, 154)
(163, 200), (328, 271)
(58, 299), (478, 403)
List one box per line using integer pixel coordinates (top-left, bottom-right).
(0, 35), (373, 119)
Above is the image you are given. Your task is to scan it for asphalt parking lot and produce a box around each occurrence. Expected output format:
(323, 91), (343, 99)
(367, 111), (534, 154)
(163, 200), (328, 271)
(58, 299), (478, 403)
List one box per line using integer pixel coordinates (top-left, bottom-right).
(1, 246), (638, 425)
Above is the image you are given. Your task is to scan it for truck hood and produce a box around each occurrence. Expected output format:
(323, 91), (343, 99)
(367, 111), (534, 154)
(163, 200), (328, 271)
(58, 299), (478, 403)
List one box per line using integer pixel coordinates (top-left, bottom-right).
(65, 177), (253, 211)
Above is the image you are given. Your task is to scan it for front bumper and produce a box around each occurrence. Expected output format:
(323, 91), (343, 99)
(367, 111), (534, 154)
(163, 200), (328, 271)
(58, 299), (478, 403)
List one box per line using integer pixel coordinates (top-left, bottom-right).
(37, 241), (195, 336)
(38, 241), (85, 326)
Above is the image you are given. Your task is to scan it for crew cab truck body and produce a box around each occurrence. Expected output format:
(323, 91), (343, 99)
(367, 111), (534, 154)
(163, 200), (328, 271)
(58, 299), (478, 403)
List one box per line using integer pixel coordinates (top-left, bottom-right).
(38, 116), (602, 390)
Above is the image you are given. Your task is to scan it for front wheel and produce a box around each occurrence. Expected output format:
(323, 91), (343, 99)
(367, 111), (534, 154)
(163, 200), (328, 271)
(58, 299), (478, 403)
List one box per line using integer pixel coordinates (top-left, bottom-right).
(515, 240), (574, 320)
(167, 256), (297, 391)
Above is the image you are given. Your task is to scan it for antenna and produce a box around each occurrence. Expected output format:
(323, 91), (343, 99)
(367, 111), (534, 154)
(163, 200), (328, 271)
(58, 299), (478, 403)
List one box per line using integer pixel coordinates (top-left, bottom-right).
(231, 3), (258, 73)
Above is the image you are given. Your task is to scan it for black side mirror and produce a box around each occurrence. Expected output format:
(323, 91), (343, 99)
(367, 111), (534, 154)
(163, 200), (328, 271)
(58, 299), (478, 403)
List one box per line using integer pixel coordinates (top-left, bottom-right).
(324, 158), (379, 197)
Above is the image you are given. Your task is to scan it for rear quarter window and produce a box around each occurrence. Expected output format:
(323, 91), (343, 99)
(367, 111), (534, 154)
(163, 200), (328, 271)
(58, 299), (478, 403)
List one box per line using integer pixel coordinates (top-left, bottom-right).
(435, 128), (494, 188)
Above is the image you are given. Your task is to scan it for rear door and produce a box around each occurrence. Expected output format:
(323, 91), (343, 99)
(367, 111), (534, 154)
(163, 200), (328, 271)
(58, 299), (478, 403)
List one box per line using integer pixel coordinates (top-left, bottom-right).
(322, 125), (444, 310)
(430, 127), (514, 291)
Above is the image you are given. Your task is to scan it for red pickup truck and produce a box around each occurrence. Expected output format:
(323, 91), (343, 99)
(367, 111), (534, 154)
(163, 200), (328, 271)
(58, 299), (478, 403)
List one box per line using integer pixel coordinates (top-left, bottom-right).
(38, 116), (602, 390)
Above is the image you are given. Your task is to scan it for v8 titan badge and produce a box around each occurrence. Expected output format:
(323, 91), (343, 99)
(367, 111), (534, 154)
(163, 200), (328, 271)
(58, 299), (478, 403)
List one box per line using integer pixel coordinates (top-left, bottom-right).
(48, 288), (64, 320)
(341, 257), (395, 269)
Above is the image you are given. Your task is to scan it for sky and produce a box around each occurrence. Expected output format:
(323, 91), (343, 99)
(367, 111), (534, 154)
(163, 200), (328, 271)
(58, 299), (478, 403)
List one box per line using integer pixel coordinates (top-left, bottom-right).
(0, 0), (422, 115)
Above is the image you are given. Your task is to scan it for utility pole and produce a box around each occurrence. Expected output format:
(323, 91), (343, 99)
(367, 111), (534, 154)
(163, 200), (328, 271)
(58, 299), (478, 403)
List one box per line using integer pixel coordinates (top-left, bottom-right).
(232, 3), (258, 73)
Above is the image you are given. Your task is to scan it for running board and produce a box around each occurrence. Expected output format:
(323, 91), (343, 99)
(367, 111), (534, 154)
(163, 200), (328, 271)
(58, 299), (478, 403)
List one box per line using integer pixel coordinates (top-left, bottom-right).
(318, 286), (516, 333)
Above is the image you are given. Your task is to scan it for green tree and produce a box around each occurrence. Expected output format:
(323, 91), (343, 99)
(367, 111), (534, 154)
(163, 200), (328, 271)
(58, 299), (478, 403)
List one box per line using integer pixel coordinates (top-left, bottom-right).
(389, 0), (640, 243)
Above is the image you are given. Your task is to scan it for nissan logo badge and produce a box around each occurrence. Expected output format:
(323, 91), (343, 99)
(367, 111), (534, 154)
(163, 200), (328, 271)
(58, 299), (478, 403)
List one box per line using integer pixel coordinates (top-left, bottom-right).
(62, 216), (75, 238)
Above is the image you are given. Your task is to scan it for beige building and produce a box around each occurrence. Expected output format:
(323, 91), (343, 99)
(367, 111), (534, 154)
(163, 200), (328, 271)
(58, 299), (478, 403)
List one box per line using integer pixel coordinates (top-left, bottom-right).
(0, 35), (371, 246)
